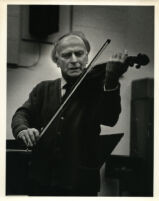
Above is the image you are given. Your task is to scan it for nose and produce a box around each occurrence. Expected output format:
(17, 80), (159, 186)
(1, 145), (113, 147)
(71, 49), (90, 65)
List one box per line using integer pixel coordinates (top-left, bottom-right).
(70, 53), (78, 63)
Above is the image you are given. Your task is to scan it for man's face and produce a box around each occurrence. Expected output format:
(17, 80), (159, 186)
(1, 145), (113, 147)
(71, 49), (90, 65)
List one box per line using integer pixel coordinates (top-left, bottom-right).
(55, 35), (88, 78)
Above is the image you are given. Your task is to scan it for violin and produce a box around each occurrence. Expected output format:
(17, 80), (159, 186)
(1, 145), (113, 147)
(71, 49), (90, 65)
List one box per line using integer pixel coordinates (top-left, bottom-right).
(39, 39), (150, 139)
(84, 53), (150, 82)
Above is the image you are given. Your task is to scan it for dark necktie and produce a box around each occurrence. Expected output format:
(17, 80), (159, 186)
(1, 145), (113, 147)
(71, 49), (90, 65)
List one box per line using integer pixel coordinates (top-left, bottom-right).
(62, 83), (73, 102)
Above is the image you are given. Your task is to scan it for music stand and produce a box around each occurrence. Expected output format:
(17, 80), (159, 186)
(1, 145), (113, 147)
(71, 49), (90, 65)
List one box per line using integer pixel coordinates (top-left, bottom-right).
(98, 133), (124, 168)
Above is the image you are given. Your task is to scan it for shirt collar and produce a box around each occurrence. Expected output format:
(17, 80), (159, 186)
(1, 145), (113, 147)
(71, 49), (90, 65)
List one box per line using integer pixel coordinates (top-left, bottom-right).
(61, 77), (67, 89)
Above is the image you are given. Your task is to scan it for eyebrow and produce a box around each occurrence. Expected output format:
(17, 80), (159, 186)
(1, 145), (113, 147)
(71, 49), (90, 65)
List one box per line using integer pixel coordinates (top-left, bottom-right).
(61, 50), (85, 57)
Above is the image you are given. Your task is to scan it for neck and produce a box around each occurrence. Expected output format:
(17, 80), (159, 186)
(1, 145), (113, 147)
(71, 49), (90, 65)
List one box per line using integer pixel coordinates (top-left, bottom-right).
(62, 73), (81, 85)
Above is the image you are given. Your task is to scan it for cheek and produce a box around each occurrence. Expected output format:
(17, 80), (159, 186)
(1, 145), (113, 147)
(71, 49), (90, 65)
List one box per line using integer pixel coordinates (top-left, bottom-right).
(58, 60), (69, 72)
(62, 60), (68, 68)
(81, 56), (88, 64)
(57, 58), (67, 67)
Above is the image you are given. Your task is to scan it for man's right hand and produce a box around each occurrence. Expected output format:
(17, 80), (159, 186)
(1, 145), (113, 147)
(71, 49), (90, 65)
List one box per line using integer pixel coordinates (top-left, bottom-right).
(17, 128), (40, 147)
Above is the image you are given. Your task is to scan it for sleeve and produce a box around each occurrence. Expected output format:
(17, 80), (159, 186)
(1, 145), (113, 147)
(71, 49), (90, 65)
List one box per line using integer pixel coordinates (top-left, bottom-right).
(98, 83), (121, 127)
(11, 82), (43, 139)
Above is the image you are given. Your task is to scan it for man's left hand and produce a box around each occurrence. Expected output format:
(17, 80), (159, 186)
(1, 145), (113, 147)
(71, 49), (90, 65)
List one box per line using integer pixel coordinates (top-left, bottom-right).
(105, 51), (129, 89)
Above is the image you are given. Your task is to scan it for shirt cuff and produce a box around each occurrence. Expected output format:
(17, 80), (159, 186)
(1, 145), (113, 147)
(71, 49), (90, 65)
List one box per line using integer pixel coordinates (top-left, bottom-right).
(17, 129), (26, 139)
(104, 84), (119, 92)
(14, 125), (28, 139)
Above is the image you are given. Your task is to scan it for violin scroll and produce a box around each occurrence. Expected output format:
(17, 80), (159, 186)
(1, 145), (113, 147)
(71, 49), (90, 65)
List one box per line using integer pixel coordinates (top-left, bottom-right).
(126, 53), (150, 69)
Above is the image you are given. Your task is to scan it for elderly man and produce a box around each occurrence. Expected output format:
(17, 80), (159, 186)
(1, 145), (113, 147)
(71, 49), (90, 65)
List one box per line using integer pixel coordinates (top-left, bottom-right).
(12, 32), (128, 196)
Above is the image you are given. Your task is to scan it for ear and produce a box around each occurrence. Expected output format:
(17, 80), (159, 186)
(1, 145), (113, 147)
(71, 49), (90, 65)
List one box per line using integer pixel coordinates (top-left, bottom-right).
(84, 55), (88, 66)
(56, 58), (60, 68)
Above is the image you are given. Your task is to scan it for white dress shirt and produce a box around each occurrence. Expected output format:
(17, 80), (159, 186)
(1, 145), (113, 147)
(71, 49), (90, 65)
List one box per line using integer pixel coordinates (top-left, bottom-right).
(61, 77), (67, 97)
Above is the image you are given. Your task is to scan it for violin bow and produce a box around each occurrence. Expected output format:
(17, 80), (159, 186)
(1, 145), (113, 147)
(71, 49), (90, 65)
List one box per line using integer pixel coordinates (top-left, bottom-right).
(39, 39), (111, 138)
(39, 39), (150, 139)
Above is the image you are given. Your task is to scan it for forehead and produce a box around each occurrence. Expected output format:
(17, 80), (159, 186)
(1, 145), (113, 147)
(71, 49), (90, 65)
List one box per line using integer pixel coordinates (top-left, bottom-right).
(56, 35), (87, 53)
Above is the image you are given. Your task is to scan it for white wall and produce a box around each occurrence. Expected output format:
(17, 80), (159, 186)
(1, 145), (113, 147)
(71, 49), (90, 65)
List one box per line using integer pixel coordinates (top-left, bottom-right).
(7, 5), (21, 64)
(7, 6), (154, 157)
(7, 5), (71, 139)
(72, 6), (154, 156)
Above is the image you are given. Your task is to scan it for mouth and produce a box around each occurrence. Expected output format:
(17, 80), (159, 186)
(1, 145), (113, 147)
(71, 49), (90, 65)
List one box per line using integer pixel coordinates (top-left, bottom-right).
(69, 67), (82, 71)
(70, 68), (80, 70)
(67, 67), (83, 77)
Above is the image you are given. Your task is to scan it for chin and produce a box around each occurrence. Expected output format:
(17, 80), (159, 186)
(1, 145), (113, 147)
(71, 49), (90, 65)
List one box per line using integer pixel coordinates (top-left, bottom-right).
(69, 73), (81, 77)
(68, 71), (83, 77)
(62, 69), (84, 82)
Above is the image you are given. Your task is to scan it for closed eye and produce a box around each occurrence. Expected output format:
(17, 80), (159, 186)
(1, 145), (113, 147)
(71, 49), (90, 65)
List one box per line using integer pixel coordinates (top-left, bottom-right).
(75, 51), (84, 57)
(61, 52), (72, 59)
(61, 51), (85, 59)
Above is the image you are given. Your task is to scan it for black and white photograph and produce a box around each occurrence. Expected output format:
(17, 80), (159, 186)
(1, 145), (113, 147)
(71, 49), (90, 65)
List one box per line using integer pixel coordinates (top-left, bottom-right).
(3, 2), (156, 198)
